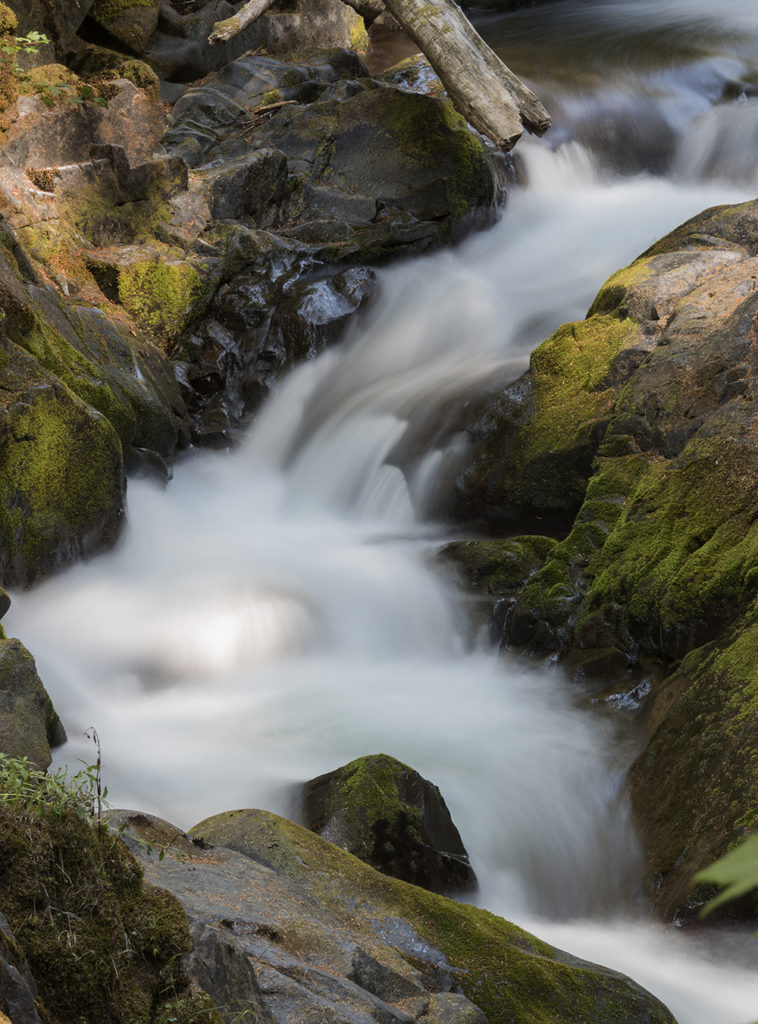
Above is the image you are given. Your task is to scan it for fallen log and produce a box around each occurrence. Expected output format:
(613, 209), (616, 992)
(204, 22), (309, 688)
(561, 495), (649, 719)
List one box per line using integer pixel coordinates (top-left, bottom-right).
(208, 0), (278, 44)
(380, 0), (550, 149)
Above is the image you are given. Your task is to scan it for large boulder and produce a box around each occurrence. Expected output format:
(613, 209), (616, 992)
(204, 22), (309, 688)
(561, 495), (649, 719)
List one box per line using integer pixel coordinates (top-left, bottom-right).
(454, 197), (758, 921)
(111, 808), (677, 1024)
(300, 753), (477, 895)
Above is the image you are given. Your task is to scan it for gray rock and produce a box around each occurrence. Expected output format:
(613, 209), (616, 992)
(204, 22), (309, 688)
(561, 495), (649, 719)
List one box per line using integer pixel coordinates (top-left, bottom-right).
(0, 638), (65, 769)
(108, 808), (676, 1024)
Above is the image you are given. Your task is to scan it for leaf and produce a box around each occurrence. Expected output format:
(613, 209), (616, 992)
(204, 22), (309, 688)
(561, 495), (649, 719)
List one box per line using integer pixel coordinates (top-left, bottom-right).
(692, 834), (758, 916)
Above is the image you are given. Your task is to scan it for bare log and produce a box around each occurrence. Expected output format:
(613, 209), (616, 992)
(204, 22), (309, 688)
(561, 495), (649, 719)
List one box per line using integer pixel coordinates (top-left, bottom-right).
(380, 0), (550, 149)
(208, 0), (278, 44)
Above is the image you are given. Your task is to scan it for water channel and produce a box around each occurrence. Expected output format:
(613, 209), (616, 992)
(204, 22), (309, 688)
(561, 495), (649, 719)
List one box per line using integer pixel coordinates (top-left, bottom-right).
(7, 0), (758, 1019)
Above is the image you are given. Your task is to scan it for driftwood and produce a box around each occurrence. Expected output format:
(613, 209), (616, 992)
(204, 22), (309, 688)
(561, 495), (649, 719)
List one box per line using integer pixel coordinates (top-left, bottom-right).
(207, 0), (550, 149)
(381, 0), (550, 149)
(208, 0), (278, 44)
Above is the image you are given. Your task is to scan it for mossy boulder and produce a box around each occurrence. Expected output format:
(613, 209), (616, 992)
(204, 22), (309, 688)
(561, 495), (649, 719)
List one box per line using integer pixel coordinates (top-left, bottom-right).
(302, 754), (477, 894)
(87, 0), (161, 58)
(0, 798), (217, 1024)
(457, 197), (758, 919)
(0, 334), (124, 585)
(162, 52), (498, 258)
(0, 638), (65, 768)
(115, 809), (676, 1024)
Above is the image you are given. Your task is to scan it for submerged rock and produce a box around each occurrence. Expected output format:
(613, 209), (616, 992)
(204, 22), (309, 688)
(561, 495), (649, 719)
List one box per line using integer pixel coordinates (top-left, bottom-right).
(109, 808), (677, 1024)
(456, 197), (758, 921)
(302, 753), (477, 894)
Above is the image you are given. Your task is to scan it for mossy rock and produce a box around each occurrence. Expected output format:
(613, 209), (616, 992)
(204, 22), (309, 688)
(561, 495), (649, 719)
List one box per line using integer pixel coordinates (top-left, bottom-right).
(187, 809), (676, 1024)
(458, 197), (758, 918)
(455, 314), (643, 529)
(301, 753), (477, 894)
(0, 637), (65, 768)
(0, 800), (211, 1024)
(87, 0), (160, 57)
(630, 620), (758, 921)
(0, 337), (124, 585)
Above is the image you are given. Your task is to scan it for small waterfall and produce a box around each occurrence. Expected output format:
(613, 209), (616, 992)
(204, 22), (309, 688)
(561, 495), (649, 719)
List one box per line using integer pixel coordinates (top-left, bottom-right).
(7, 1), (758, 1019)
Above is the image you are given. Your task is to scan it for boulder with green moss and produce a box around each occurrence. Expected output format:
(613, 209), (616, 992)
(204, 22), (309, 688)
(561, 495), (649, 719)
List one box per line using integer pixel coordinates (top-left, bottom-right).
(456, 197), (758, 920)
(87, 0), (161, 58)
(111, 808), (676, 1024)
(301, 753), (477, 895)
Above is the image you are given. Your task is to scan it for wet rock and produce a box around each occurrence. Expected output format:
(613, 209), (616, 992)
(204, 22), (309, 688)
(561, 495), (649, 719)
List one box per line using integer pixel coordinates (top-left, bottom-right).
(204, 148), (289, 223)
(0, 337), (124, 586)
(301, 753), (477, 895)
(0, 639), (65, 769)
(181, 254), (377, 441)
(110, 808), (677, 1024)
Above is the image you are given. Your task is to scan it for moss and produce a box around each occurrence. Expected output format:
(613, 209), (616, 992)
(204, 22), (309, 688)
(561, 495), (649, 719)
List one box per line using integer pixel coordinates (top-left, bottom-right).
(260, 88), (283, 106)
(631, 620), (758, 920)
(191, 810), (675, 1024)
(117, 252), (208, 351)
(347, 9), (369, 52)
(386, 93), (490, 223)
(0, 803), (197, 1024)
(0, 3), (16, 35)
(587, 258), (656, 317)
(442, 535), (557, 597)
(89, 0), (156, 23)
(0, 370), (123, 580)
(0, 3), (17, 131)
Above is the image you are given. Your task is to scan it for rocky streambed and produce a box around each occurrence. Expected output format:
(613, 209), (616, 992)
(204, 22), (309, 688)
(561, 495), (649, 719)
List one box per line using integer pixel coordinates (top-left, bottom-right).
(2, 0), (758, 1021)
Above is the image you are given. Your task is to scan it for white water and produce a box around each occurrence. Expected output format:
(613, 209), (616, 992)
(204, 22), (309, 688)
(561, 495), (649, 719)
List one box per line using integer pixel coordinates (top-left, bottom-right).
(7, 2), (758, 1021)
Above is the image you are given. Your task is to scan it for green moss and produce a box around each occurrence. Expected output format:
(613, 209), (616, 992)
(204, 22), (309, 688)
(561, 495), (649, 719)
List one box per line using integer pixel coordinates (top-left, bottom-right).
(260, 88), (283, 106)
(0, 371), (123, 577)
(387, 93), (490, 223)
(442, 535), (557, 597)
(631, 620), (758, 919)
(0, 2), (16, 36)
(89, 0), (155, 23)
(347, 10), (369, 52)
(117, 253), (208, 351)
(586, 257), (656, 317)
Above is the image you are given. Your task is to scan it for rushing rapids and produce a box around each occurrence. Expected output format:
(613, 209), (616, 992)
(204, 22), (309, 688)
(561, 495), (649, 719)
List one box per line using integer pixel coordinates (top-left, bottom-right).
(7, 0), (758, 1020)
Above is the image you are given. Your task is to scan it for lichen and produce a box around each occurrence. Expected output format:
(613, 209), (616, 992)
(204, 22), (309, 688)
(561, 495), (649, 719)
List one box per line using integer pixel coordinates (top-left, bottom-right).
(89, 0), (156, 23)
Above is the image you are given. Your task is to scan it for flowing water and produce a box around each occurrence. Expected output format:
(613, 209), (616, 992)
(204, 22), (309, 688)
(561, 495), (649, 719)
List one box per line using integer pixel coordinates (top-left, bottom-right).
(7, 0), (758, 1020)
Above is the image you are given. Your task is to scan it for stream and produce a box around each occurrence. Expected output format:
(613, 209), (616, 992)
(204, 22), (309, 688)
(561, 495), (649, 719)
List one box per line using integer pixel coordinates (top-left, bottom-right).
(7, 0), (758, 1020)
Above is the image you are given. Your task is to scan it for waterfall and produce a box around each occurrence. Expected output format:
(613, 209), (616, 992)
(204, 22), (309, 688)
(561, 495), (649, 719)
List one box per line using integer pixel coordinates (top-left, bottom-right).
(7, 1), (758, 1020)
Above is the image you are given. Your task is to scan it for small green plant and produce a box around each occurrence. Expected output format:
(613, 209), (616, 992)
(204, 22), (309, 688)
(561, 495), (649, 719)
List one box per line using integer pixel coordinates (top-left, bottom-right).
(0, 752), (97, 820)
(0, 30), (48, 61)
